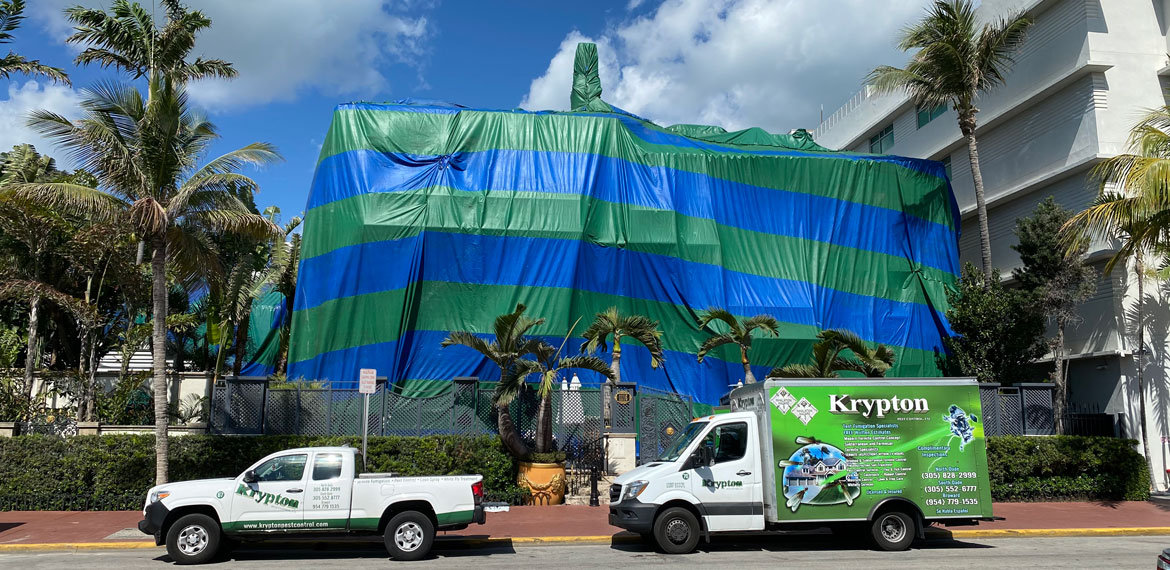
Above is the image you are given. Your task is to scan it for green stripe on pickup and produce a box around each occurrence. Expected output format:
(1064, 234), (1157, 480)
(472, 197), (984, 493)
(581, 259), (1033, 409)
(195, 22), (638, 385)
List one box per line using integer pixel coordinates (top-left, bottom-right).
(223, 510), (474, 534)
(436, 510), (474, 526)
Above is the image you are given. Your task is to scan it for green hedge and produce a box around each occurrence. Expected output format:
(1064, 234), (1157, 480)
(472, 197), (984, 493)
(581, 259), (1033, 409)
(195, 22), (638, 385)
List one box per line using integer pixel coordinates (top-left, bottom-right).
(0, 434), (526, 511)
(988, 435), (1150, 502)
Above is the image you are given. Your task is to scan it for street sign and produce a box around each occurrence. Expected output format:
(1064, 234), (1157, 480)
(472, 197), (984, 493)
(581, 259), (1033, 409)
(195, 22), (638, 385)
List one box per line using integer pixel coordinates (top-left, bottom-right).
(359, 368), (376, 470)
(359, 368), (377, 394)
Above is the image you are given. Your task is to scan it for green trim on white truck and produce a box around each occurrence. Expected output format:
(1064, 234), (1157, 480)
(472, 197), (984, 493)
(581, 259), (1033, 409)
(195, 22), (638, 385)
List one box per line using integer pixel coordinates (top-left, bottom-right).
(139, 446), (485, 564)
(609, 378), (994, 554)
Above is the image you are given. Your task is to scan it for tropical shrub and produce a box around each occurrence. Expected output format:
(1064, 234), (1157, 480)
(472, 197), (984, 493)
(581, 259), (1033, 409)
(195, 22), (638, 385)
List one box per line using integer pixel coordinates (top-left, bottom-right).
(988, 435), (1149, 501)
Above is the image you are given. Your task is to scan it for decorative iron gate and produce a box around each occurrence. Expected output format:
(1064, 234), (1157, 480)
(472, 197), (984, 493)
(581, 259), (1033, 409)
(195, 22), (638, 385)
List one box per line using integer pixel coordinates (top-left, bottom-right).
(636, 386), (695, 464)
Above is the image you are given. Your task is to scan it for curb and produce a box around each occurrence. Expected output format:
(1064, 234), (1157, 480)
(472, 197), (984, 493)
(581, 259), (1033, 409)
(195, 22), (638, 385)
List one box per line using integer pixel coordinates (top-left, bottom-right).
(4, 527), (1170, 552)
(938, 527), (1170, 539)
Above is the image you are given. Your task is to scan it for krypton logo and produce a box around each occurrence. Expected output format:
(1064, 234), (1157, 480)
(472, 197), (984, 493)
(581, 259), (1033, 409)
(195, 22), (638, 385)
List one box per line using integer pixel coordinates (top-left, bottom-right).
(235, 484), (300, 510)
(701, 479), (744, 490)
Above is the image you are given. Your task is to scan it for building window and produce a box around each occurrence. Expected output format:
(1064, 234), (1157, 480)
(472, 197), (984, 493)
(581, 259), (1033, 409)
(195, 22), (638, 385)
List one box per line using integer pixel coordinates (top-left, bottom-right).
(869, 124), (894, 154)
(942, 156), (952, 180)
(916, 103), (946, 128)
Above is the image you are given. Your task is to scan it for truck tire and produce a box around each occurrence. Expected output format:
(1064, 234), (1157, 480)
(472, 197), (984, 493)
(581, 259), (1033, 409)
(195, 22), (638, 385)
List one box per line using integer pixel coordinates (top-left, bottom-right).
(165, 513), (221, 565)
(384, 511), (435, 561)
(653, 507), (700, 554)
(870, 510), (915, 551)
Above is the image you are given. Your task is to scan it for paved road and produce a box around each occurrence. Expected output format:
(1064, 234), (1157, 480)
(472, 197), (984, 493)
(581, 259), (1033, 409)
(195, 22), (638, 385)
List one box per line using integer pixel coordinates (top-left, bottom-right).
(1, 535), (1162, 568)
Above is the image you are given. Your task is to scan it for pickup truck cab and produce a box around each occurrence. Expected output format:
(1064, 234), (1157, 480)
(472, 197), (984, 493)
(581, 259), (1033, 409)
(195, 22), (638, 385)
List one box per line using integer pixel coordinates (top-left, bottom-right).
(138, 446), (485, 564)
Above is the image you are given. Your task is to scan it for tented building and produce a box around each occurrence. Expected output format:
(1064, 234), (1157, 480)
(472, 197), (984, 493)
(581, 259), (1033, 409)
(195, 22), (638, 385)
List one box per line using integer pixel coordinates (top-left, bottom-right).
(288, 44), (960, 404)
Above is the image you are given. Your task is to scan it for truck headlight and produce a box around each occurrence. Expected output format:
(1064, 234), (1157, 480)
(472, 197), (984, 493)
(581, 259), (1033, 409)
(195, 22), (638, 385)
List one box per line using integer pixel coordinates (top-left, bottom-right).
(622, 480), (648, 501)
(150, 490), (170, 503)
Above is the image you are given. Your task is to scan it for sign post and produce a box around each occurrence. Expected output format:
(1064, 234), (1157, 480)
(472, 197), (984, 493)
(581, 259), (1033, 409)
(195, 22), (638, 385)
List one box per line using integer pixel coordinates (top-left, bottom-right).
(359, 368), (377, 470)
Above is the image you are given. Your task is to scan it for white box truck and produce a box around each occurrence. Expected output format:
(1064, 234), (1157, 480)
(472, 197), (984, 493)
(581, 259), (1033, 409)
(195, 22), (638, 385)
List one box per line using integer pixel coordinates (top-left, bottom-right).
(609, 378), (994, 553)
(138, 446), (485, 564)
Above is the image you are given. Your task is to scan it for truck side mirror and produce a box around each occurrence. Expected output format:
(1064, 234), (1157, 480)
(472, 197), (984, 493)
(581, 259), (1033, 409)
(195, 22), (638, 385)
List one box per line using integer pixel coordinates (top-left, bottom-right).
(687, 445), (713, 470)
(243, 469), (257, 483)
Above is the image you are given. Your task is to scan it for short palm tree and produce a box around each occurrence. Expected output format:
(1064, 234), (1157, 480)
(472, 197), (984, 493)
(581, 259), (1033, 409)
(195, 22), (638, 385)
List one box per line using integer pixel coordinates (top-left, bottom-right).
(528, 331), (613, 455)
(441, 304), (547, 459)
(20, 82), (280, 484)
(581, 307), (665, 423)
(1061, 104), (1170, 491)
(768, 329), (896, 379)
(696, 308), (779, 384)
(0, 0), (69, 84)
(868, 0), (1031, 278)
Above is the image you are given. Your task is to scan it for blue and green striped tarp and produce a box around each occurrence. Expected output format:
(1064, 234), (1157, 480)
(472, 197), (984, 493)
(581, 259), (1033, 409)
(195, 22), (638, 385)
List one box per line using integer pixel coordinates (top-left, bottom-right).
(288, 45), (959, 404)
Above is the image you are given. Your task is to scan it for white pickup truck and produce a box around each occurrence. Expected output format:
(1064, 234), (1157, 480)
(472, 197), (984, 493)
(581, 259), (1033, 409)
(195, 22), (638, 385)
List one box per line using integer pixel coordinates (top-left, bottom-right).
(138, 446), (485, 564)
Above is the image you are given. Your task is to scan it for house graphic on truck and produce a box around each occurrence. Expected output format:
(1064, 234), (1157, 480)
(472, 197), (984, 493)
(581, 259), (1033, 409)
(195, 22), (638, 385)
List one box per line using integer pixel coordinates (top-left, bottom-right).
(785, 456), (851, 486)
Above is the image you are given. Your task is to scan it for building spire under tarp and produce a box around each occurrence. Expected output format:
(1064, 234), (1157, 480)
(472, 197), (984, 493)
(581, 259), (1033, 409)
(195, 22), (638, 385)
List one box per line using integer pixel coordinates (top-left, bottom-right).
(571, 43), (611, 112)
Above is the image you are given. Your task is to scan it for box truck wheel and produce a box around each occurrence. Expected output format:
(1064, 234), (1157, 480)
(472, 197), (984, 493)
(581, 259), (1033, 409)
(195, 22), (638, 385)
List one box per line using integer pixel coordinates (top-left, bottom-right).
(870, 510), (915, 551)
(384, 511), (434, 561)
(165, 513), (221, 565)
(653, 507), (700, 554)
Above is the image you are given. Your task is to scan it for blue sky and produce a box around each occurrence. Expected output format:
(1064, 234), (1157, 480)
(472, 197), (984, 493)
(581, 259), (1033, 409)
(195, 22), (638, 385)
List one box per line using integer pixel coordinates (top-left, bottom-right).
(1, 0), (931, 224)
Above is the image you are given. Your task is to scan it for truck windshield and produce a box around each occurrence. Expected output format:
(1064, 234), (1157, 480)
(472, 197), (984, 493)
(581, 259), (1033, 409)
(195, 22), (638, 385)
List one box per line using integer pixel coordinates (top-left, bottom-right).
(657, 422), (708, 462)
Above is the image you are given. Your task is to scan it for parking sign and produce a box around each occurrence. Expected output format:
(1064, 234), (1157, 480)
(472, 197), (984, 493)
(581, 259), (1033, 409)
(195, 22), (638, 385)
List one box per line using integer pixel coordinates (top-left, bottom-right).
(359, 368), (377, 394)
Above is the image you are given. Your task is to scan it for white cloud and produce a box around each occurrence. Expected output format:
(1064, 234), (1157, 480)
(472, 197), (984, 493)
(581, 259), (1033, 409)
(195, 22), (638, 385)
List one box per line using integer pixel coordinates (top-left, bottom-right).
(28, 0), (431, 111)
(521, 0), (931, 135)
(0, 81), (83, 168)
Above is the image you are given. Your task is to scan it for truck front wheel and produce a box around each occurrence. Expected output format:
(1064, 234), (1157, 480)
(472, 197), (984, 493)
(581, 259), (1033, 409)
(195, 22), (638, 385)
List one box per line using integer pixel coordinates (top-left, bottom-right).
(165, 513), (221, 565)
(870, 510), (915, 551)
(653, 507), (700, 554)
(384, 511), (435, 561)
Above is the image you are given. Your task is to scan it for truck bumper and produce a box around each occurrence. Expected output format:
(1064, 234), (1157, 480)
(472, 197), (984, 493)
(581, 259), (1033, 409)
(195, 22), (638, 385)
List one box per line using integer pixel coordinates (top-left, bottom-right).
(138, 502), (169, 545)
(609, 498), (656, 534)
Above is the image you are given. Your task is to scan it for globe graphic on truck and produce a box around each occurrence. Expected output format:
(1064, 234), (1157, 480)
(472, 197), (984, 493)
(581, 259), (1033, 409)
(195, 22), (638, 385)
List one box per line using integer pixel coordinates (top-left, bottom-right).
(780, 437), (861, 512)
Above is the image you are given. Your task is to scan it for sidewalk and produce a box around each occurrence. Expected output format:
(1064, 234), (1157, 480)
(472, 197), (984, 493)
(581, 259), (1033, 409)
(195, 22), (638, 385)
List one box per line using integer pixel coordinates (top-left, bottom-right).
(1, 501), (1168, 551)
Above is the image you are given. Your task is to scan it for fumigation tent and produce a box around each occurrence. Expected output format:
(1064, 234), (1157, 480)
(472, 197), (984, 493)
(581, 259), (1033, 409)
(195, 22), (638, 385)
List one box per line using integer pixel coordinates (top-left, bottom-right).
(288, 43), (960, 404)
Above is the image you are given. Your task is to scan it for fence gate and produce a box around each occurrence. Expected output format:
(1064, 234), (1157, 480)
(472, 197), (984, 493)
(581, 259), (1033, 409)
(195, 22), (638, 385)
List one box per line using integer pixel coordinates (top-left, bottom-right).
(210, 377), (267, 435)
(637, 387), (695, 464)
(977, 382), (1055, 436)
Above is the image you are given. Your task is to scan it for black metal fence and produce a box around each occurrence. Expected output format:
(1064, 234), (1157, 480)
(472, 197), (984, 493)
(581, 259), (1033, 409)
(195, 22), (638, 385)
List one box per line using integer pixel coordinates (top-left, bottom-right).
(210, 376), (606, 496)
(1062, 403), (1126, 438)
(979, 383), (1055, 436)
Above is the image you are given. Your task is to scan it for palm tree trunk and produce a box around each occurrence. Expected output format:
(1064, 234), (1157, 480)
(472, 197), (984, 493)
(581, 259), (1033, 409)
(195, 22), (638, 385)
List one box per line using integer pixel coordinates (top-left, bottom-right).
(963, 125), (994, 278)
(1135, 253), (1156, 491)
(741, 346), (756, 384)
(150, 235), (170, 485)
(496, 403), (530, 459)
(602, 338), (621, 427)
(232, 300), (253, 377)
(22, 294), (40, 399)
(535, 389), (553, 454)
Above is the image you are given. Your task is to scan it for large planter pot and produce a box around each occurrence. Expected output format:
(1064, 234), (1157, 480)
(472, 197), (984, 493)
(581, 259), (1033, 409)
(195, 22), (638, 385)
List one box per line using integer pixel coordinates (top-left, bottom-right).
(517, 461), (566, 506)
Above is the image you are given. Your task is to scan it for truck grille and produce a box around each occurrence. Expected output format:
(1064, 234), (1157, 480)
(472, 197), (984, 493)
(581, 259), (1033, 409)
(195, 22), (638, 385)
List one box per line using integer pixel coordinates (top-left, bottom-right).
(609, 484), (622, 503)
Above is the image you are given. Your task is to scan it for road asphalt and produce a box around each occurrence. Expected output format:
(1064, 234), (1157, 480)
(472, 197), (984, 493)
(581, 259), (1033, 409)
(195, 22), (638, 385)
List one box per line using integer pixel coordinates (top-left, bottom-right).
(0, 535), (1159, 569)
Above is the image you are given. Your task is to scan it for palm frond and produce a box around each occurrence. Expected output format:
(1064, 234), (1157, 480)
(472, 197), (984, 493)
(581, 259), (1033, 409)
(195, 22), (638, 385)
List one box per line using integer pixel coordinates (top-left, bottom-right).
(697, 307), (743, 336)
(697, 333), (737, 362)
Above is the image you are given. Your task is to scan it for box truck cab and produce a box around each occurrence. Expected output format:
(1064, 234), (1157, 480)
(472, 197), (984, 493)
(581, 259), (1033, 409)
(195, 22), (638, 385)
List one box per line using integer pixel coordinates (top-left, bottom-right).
(609, 379), (994, 554)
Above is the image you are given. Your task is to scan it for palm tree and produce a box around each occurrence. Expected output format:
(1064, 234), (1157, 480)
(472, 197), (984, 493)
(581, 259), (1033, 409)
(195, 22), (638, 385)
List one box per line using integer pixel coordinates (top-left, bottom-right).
(0, 146), (69, 397)
(696, 308), (779, 384)
(868, 0), (1031, 278)
(64, 0), (234, 96)
(581, 307), (665, 424)
(20, 82), (280, 484)
(528, 332), (613, 455)
(1061, 104), (1170, 491)
(0, 0), (69, 84)
(441, 304), (547, 459)
(768, 329), (896, 379)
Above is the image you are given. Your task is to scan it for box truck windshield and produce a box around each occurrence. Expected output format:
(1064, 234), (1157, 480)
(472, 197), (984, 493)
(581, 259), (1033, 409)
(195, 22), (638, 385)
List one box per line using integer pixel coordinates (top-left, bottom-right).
(658, 421), (708, 461)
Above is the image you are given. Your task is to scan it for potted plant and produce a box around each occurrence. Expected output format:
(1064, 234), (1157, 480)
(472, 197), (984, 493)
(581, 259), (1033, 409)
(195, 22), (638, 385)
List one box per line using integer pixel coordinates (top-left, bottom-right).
(441, 305), (612, 505)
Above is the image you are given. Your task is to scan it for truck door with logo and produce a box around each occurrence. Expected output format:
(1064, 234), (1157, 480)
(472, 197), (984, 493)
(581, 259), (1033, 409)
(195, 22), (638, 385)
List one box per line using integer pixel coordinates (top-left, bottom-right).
(230, 453), (307, 531)
(303, 451), (353, 530)
(691, 420), (763, 531)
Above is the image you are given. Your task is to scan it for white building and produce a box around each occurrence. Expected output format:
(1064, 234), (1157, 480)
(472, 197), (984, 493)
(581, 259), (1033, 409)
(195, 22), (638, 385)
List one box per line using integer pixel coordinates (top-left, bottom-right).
(813, 0), (1170, 488)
